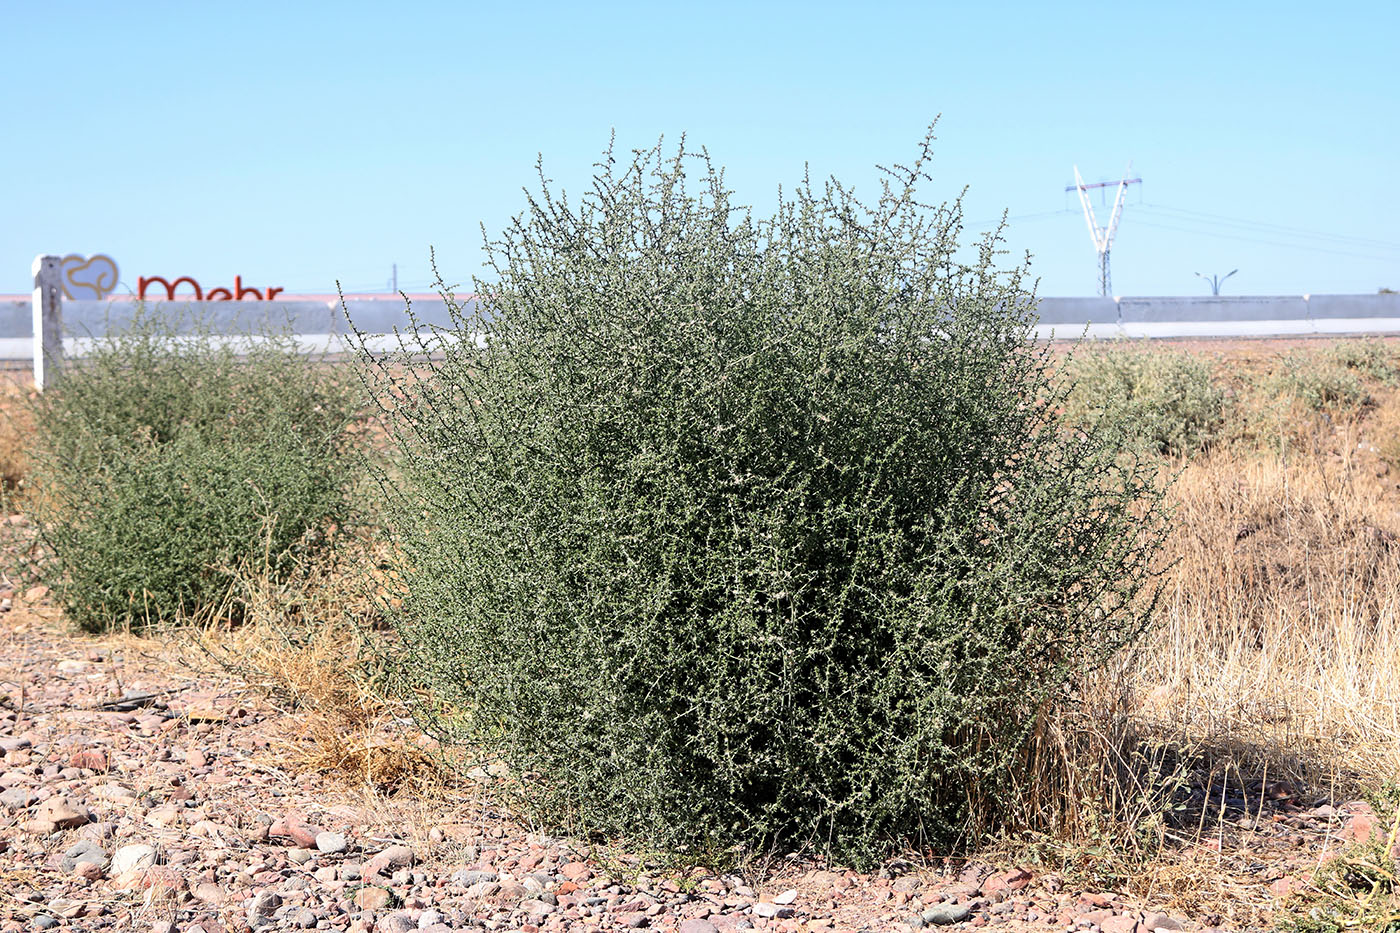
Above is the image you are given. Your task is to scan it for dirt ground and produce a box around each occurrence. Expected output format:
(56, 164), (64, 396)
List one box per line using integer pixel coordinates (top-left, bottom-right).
(0, 342), (1394, 933)
(0, 574), (1377, 933)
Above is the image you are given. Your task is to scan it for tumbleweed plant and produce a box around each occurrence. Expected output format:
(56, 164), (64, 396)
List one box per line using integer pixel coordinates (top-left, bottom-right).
(24, 310), (360, 631)
(365, 128), (1171, 866)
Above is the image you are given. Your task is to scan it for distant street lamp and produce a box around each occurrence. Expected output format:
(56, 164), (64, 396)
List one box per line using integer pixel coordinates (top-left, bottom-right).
(1196, 269), (1238, 296)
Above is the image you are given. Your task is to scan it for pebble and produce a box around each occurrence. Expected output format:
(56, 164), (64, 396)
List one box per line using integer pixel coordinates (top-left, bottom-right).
(315, 830), (347, 853)
(356, 886), (395, 910)
(0, 574), (1360, 933)
(376, 914), (416, 933)
(680, 921), (719, 933)
(453, 869), (498, 886)
(247, 890), (282, 923)
(922, 903), (974, 925)
(110, 844), (157, 874)
(60, 840), (107, 873)
(286, 906), (318, 928)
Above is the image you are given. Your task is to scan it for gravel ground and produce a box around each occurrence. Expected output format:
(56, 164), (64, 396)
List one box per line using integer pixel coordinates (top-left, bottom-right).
(0, 583), (1378, 933)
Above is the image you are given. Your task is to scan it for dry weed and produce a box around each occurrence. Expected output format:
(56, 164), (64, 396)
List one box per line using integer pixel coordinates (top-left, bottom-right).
(196, 547), (461, 797)
(1135, 442), (1400, 792)
(0, 376), (32, 494)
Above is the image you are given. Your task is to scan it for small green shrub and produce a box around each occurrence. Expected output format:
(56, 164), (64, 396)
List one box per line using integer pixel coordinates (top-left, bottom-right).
(1060, 344), (1225, 457)
(1328, 339), (1399, 385)
(1271, 351), (1372, 413)
(24, 311), (359, 631)
(368, 131), (1169, 866)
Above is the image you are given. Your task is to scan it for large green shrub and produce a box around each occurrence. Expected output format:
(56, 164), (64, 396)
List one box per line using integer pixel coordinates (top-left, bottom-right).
(25, 312), (359, 631)
(369, 133), (1169, 865)
(1061, 344), (1225, 457)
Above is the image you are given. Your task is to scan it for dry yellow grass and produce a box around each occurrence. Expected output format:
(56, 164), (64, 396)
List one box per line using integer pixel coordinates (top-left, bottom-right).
(0, 377), (32, 494)
(194, 546), (463, 798)
(1133, 397), (1400, 794)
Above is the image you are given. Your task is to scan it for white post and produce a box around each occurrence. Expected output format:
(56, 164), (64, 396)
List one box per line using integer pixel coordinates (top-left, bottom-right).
(31, 255), (63, 390)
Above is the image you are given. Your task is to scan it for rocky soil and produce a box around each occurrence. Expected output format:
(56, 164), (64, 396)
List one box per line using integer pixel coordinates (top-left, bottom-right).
(0, 588), (1382, 933)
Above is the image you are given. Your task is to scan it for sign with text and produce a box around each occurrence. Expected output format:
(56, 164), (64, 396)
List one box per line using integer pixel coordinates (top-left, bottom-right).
(136, 275), (284, 301)
(52, 254), (286, 301)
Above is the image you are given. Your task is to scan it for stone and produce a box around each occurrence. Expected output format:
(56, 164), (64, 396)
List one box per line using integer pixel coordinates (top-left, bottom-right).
(0, 787), (34, 811)
(681, 921), (719, 933)
(375, 915), (416, 933)
(1101, 916), (1140, 933)
(315, 831), (347, 853)
(32, 917), (57, 931)
(752, 903), (793, 919)
(36, 796), (91, 829)
(286, 908), (318, 929)
(772, 889), (798, 906)
(922, 903), (974, 925)
(287, 847), (315, 865)
(560, 861), (592, 883)
(111, 844), (157, 874)
(416, 911), (444, 929)
(1142, 913), (1184, 932)
(355, 886), (394, 910)
(247, 890), (282, 924)
(365, 844), (415, 876)
(67, 750), (107, 771)
(452, 869), (498, 886)
(59, 840), (106, 873)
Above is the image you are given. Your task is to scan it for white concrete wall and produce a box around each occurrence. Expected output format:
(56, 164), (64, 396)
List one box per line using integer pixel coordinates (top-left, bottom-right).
(1117, 295), (1310, 323)
(5, 294), (1400, 360)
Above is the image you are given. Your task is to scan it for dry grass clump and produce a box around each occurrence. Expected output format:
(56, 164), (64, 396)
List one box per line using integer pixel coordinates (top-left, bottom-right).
(1026, 339), (1400, 923)
(197, 548), (460, 797)
(0, 376), (32, 493)
(1137, 442), (1400, 793)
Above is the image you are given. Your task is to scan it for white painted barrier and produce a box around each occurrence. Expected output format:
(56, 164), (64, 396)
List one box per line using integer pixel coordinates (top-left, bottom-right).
(9, 276), (1400, 385)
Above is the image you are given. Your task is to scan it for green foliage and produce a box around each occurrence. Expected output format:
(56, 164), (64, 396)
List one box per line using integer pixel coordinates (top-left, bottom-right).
(24, 311), (359, 631)
(1268, 341), (1400, 414)
(1327, 340), (1400, 386)
(367, 131), (1170, 866)
(1280, 810), (1399, 933)
(1060, 344), (1225, 457)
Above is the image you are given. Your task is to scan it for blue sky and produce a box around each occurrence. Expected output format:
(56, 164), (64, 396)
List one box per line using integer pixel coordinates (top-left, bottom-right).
(3, 1), (1397, 297)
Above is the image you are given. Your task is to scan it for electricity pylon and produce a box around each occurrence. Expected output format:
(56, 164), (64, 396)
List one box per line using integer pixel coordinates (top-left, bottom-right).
(1066, 164), (1141, 296)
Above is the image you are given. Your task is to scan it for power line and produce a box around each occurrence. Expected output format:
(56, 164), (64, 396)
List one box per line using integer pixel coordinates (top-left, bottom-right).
(964, 208), (1076, 229)
(1139, 203), (1400, 252)
(1131, 218), (1399, 263)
